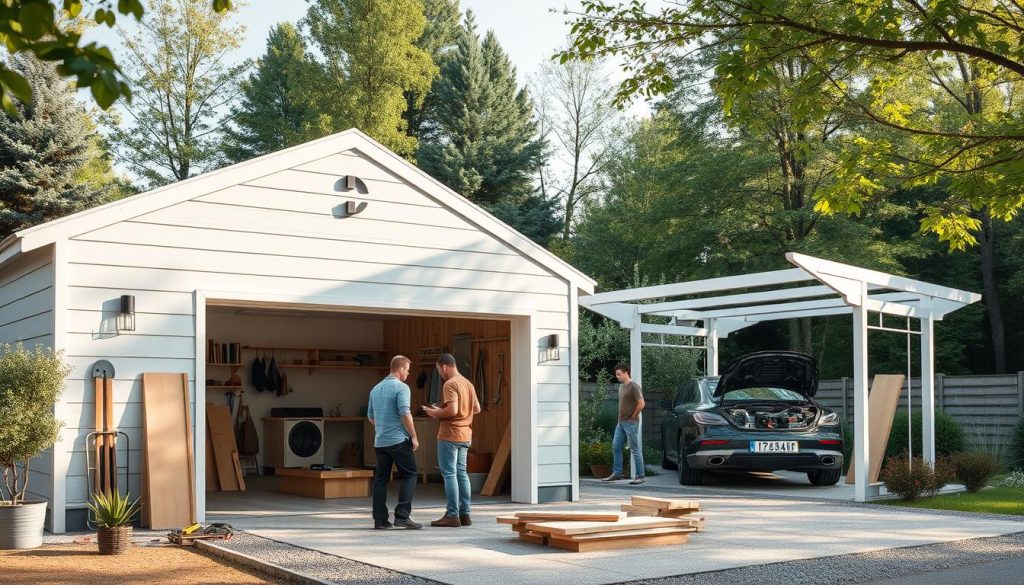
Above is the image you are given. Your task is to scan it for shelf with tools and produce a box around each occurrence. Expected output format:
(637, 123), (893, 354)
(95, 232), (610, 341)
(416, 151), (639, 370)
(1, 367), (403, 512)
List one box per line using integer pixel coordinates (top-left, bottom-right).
(241, 345), (389, 375)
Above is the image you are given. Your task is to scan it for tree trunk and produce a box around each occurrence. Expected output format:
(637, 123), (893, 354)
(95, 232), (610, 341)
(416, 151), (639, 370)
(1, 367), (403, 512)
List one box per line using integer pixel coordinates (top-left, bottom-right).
(977, 213), (1007, 373)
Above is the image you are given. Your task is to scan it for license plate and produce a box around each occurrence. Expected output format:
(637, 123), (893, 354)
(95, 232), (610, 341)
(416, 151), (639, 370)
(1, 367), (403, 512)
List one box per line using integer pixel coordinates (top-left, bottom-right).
(749, 441), (799, 453)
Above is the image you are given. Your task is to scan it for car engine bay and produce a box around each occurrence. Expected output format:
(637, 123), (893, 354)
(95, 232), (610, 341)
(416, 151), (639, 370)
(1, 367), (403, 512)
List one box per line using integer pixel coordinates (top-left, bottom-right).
(724, 404), (819, 430)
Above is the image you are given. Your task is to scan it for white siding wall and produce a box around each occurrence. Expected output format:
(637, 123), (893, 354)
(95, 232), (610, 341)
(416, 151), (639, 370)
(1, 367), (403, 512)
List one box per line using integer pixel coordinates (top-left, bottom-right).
(0, 246), (55, 505)
(59, 148), (574, 507)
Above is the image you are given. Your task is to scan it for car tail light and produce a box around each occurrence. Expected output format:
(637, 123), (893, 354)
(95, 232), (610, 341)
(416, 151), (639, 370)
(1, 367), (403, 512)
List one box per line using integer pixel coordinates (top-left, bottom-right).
(693, 411), (729, 425)
(819, 439), (842, 445)
(699, 439), (729, 446)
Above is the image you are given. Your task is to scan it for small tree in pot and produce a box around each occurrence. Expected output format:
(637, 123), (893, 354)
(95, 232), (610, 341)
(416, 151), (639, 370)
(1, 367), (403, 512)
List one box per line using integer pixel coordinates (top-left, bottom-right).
(0, 343), (70, 549)
(88, 491), (141, 554)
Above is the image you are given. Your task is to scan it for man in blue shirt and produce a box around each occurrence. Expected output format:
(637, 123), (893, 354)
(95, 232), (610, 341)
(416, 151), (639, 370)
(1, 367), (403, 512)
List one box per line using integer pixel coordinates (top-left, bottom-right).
(367, 355), (421, 529)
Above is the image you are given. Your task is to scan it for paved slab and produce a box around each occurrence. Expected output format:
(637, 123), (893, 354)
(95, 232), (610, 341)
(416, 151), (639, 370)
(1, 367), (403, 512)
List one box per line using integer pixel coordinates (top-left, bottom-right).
(207, 476), (1023, 585)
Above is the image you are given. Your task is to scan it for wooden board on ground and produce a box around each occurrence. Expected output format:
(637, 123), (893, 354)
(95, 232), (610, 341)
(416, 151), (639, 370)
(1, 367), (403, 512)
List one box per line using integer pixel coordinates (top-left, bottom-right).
(549, 531), (690, 552)
(518, 531), (548, 545)
(231, 450), (246, 492)
(630, 496), (700, 510)
(141, 372), (195, 529)
(206, 403), (240, 492)
(526, 516), (690, 536)
(481, 423), (511, 496)
(205, 427), (218, 491)
(621, 505), (698, 518)
(496, 515), (521, 525)
(557, 526), (696, 542)
(846, 374), (905, 485)
(513, 511), (625, 522)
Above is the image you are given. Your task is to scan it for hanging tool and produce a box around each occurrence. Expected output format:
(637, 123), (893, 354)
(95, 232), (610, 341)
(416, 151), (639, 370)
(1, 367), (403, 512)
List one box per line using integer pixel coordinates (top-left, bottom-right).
(495, 352), (506, 406)
(474, 348), (488, 410)
(86, 360), (130, 529)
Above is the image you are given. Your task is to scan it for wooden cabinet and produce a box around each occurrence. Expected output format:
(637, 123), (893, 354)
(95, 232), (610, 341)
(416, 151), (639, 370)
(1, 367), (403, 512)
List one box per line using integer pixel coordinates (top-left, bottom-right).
(363, 418), (438, 483)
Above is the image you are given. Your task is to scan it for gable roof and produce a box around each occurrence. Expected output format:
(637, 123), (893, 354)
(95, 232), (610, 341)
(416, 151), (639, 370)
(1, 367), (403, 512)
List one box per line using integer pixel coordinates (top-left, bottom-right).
(0, 128), (595, 293)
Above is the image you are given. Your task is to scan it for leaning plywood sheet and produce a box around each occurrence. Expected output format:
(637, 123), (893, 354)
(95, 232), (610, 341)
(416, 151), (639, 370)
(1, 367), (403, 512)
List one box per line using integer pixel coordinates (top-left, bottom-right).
(846, 374), (905, 484)
(141, 373), (195, 529)
(481, 423), (511, 496)
(526, 516), (690, 536)
(513, 511), (625, 522)
(206, 403), (241, 492)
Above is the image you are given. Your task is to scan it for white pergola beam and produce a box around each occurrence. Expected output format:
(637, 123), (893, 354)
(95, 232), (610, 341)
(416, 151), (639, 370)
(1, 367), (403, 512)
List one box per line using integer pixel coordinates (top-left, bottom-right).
(640, 285), (841, 314)
(668, 293), (924, 321)
(580, 268), (812, 306)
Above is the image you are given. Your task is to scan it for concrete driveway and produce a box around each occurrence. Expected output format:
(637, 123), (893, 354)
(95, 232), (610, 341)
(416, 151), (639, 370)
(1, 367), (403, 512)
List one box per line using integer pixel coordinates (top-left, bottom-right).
(207, 475), (1023, 585)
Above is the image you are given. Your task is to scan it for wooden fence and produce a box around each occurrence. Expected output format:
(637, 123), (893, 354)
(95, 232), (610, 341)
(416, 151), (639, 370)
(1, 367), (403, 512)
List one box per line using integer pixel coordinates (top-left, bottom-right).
(582, 372), (1024, 455)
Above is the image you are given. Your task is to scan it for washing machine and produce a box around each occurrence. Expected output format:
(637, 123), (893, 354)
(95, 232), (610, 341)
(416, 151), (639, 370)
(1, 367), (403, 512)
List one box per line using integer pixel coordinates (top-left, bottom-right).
(281, 418), (325, 467)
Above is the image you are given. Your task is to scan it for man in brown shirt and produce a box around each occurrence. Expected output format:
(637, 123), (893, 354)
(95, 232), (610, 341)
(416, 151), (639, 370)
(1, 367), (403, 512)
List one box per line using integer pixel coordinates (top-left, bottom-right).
(422, 353), (480, 527)
(602, 362), (646, 485)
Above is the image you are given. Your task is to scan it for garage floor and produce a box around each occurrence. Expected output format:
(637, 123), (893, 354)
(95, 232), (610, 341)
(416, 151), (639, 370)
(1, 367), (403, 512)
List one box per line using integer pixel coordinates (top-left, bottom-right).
(206, 474), (1023, 585)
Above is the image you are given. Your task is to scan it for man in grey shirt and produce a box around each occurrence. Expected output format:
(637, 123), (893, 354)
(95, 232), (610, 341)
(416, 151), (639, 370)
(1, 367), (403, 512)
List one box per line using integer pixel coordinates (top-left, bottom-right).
(367, 355), (421, 529)
(602, 362), (646, 485)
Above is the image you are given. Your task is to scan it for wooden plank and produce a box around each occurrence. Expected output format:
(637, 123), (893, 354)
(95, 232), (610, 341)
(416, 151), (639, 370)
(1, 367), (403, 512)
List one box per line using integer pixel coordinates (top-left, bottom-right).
(481, 423), (512, 496)
(559, 526), (696, 542)
(496, 515), (521, 525)
(526, 516), (691, 536)
(206, 403), (240, 492)
(847, 374), (904, 484)
(512, 511), (625, 522)
(518, 531), (548, 545)
(231, 450), (246, 492)
(141, 372), (195, 529)
(205, 426), (218, 491)
(630, 496), (700, 510)
(548, 531), (689, 552)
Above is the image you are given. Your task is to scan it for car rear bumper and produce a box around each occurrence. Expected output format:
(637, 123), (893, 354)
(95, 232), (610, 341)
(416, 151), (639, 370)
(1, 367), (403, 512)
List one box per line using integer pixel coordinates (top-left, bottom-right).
(686, 449), (843, 471)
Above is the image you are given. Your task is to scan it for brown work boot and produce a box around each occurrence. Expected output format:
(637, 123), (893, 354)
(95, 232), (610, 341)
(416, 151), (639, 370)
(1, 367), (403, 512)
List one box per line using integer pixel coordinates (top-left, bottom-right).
(459, 515), (472, 526)
(430, 515), (461, 527)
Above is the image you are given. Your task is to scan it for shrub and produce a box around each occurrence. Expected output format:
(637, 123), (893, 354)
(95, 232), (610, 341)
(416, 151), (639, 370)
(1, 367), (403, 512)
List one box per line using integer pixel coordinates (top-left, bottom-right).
(885, 410), (965, 459)
(950, 452), (1001, 492)
(1008, 419), (1024, 471)
(0, 343), (71, 504)
(880, 452), (954, 500)
(579, 441), (612, 473)
(996, 470), (1024, 488)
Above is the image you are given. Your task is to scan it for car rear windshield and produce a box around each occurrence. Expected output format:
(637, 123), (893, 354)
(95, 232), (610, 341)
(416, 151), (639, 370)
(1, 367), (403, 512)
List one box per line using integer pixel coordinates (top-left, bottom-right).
(721, 387), (806, 402)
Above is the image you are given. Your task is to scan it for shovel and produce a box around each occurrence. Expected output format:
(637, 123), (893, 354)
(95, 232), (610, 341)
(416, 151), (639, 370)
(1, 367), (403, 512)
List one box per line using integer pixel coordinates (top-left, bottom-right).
(92, 360), (117, 496)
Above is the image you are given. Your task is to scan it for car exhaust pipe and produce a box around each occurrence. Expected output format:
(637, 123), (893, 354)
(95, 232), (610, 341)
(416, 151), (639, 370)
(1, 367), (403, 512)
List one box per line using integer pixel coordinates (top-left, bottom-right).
(820, 455), (836, 466)
(707, 456), (726, 466)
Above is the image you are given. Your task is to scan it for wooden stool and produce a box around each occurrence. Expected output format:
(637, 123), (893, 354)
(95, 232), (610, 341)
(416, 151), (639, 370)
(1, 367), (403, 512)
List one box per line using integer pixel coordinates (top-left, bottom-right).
(238, 456), (259, 476)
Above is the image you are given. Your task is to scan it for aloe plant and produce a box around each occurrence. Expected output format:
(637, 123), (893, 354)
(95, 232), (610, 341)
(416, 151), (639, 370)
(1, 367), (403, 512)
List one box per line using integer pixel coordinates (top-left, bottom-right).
(87, 491), (140, 528)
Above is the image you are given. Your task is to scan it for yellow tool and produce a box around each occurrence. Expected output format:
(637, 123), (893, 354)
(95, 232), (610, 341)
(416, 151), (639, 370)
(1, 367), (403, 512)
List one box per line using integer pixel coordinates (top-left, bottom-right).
(181, 523), (203, 535)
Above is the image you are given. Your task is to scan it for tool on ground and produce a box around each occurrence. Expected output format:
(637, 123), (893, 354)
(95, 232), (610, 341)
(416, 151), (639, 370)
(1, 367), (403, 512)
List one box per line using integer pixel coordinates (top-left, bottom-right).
(167, 522), (235, 545)
(495, 352), (506, 406)
(86, 360), (130, 530)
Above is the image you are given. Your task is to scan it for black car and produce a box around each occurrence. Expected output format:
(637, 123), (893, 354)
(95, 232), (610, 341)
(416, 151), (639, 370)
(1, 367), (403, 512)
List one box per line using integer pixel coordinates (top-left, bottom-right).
(659, 351), (844, 486)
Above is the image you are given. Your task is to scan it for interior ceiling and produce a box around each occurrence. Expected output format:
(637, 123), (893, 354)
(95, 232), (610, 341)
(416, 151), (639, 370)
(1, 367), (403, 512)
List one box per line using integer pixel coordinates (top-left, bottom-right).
(207, 305), (406, 321)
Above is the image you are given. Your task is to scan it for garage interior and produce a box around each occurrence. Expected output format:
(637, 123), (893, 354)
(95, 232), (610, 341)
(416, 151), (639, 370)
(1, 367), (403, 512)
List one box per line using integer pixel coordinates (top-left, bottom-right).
(202, 303), (514, 515)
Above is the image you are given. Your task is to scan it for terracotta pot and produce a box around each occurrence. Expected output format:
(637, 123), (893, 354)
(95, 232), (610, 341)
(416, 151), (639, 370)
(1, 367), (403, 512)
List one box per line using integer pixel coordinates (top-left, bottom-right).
(97, 525), (133, 555)
(590, 464), (612, 478)
(0, 501), (48, 549)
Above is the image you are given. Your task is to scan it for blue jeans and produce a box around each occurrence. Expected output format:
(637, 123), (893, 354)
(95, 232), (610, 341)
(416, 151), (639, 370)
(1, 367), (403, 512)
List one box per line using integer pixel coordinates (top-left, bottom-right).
(612, 421), (644, 478)
(437, 440), (471, 517)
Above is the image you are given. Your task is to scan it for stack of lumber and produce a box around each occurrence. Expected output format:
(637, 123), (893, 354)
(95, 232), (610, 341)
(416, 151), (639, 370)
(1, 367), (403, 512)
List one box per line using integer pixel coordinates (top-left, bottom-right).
(497, 497), (705, 552)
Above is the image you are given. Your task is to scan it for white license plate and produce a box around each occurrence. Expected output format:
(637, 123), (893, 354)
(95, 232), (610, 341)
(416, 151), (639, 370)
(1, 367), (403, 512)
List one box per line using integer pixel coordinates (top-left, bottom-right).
(749, 441), (799, 453)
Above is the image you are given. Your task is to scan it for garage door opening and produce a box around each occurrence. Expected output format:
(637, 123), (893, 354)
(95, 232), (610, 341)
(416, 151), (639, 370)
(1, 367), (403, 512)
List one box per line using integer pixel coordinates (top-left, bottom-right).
(200, 302), (515, 519)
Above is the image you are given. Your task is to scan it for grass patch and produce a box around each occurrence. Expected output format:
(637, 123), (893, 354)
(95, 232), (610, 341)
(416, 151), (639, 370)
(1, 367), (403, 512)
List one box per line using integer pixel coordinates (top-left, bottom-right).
(877, 486), (1024, 515)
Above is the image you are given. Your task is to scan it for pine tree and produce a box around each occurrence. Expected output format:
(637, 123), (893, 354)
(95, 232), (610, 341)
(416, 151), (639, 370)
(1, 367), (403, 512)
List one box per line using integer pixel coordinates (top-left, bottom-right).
(305, 0), (436, 157)
(222, 23), (330, 163)
(417, 12), (543, 205)
(0, 55), (106, 238)
(404, 0), (461, 140)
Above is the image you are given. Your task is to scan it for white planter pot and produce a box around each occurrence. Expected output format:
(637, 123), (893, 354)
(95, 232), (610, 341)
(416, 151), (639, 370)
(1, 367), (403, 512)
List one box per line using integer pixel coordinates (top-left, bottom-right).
(0, 501), (48, 549)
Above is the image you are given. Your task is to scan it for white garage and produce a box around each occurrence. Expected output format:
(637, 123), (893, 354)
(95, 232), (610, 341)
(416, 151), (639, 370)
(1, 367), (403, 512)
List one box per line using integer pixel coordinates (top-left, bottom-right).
(0, 129), (594, 533)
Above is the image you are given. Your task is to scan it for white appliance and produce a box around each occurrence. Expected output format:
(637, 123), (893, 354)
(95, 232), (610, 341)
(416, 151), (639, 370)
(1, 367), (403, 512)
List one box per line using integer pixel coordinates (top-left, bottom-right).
(282, 418), (324, 467)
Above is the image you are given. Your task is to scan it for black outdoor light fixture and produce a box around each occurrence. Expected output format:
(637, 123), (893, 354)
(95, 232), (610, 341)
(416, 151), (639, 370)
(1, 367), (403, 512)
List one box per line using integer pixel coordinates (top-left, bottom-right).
(118, 294), (135, 332)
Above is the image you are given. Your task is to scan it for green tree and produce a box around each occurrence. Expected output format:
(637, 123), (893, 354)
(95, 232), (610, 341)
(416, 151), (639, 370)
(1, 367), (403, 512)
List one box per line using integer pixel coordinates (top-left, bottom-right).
(0, 0), (231, 114)
(305, 0), (436, 157)
(106, 0), (247, 187)
(0, 55), (108, 238)
(221, 23), (329, 163)
(404, 0), (461, 140)
(561, 0), (1024, 250)
(417, 12), (543, 205)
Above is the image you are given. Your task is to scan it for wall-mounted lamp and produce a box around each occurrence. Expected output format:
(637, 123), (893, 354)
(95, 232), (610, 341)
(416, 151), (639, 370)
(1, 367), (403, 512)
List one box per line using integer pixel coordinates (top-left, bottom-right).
(118, 295), (135, 332)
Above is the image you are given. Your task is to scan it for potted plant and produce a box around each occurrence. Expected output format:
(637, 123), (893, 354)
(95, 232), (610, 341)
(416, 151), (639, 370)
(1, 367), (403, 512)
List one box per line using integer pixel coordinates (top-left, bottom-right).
(88, 491), (141, 555)
(580, 440), (613, 478)
(0, 343), (70, 549)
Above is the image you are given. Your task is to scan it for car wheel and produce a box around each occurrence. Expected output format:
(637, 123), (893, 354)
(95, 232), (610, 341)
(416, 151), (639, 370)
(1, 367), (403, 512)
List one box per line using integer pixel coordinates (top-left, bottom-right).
(661, 435), (677, 470)
(677, 436), (703, 486)
(807, 468), (842, 486)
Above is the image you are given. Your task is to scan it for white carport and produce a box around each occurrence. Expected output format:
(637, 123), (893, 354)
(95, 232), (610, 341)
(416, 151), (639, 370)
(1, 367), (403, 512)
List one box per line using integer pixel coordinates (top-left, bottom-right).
(579, 252), (981, 501)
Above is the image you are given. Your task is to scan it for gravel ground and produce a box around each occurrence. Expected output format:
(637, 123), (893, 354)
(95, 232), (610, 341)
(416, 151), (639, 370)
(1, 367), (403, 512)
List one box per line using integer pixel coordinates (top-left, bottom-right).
(208, 531), (440, 585)
(623, 531), (1024, 585)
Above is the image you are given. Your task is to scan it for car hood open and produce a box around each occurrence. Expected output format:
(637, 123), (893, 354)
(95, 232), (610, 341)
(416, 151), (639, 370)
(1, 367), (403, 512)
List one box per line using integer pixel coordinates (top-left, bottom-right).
(714, 351), (819, 398)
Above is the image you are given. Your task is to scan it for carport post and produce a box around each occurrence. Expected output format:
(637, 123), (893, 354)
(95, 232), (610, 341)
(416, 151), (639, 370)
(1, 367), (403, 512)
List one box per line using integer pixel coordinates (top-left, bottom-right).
(920, 314), (936, 464)
(705, 319), (719, 376)
(852, 288), (870, 502)
(630, 308), (643, 468)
